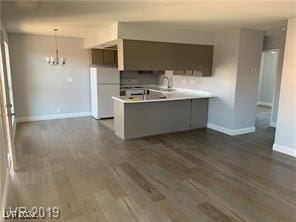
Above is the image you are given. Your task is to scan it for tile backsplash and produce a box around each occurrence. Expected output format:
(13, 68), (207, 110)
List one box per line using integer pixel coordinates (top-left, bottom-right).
(158, 71), (214, 91)
(120, 71), (159, 86)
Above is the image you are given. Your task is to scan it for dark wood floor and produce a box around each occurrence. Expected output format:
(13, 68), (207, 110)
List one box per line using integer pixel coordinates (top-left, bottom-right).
(6, 117), (296, 221)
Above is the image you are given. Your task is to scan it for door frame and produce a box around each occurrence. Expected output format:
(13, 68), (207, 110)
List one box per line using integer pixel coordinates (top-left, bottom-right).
(257, 49), (280, 128)
(0, 31), (17, 171)
(268, 49), (280, 128)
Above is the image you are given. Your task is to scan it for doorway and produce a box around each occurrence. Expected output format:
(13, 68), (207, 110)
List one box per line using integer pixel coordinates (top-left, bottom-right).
(256, 50), (279, 128)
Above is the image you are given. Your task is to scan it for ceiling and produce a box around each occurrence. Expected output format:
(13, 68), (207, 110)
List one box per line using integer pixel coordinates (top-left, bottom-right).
(1, 1), (296, 37)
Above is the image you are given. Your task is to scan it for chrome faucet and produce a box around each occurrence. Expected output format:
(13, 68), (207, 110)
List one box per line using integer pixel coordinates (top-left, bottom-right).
(162, 76), (172, 91)
(142, 88), (148, 100)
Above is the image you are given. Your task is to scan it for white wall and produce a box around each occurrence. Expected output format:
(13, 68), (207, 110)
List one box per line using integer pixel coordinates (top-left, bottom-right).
(159, 28), (263, 135)
(257, 51), (278, 106)
(8, 34), (91, 121)
(84, 23), (118, 48)
(208, 29), (241, 130)
(233, 29), (264, 129)
(273, 18), (296, 157)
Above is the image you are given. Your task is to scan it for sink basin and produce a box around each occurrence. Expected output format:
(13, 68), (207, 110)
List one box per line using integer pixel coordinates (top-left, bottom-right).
(125, 91), (170, 102)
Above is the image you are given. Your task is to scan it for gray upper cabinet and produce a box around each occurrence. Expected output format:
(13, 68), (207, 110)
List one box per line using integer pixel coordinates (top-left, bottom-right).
(90, 49), (103, 65)
(103, 50), (116, 65)
(90, 49), (117, 66)
(118, 39), (213, 76)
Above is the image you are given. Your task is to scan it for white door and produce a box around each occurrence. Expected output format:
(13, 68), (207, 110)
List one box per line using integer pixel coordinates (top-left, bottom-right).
(98, 84), (119, 119)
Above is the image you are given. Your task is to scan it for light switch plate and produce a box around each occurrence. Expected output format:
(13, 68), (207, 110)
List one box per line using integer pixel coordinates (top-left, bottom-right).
(67, 77), (73, 82)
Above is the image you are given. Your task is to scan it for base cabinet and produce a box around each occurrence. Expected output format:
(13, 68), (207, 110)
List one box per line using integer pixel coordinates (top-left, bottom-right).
(114, 98), (209, 140)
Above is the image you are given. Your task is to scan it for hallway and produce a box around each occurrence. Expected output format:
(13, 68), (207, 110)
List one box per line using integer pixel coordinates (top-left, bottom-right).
(256, 105), (272, 127)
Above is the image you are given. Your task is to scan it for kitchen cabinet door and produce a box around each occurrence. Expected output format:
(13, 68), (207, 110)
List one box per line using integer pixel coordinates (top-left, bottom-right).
(190, 99), (208, 128)
(119, 40), (213, 76)
(103, 50), (116, 65)
(90, 49), (103, 65)
(90, 49), (117, 66)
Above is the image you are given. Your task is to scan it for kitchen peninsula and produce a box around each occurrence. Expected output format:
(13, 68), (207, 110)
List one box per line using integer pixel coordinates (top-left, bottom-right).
(112, 89), (214, 139)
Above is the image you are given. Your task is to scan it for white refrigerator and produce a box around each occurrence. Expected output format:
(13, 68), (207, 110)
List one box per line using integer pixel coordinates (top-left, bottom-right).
(90, 67), (120, 119)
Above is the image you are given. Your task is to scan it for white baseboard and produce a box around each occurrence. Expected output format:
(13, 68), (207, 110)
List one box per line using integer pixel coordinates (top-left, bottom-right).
(207, 123), (255, 136)
(257, 101), (272, 107)
(270, 120), (277, 128)
(16, 112), (91, 123)
(273, 143), (296, 158)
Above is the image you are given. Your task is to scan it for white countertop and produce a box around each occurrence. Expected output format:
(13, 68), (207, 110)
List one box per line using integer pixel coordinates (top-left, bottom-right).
(112, 87), (216, 103)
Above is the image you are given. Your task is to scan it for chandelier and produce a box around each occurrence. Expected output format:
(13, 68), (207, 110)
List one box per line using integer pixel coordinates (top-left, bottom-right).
(45, 29), (66, 66)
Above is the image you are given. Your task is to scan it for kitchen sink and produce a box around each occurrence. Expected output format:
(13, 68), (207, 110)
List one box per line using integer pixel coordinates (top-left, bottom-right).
(126, 94), (168, 101)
